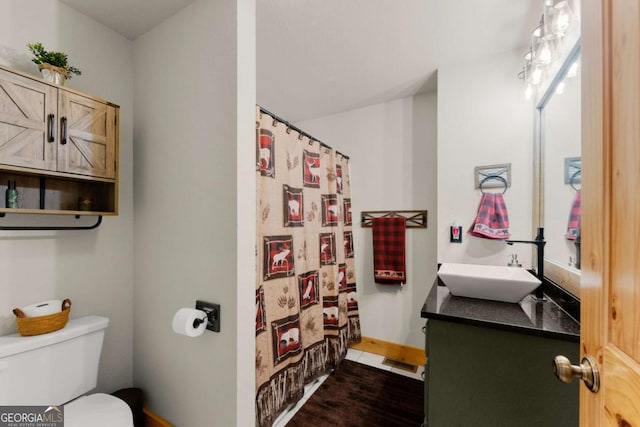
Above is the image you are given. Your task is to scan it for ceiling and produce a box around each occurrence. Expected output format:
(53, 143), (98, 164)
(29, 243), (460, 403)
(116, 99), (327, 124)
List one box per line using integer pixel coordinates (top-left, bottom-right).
(59, 0), (196, 41)
(258, 0), (539, 121)
(60, 0), (541, 122)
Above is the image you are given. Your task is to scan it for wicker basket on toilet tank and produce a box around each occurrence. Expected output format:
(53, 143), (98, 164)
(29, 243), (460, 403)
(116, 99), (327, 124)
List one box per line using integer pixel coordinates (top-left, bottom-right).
(12, 299), (71, 336)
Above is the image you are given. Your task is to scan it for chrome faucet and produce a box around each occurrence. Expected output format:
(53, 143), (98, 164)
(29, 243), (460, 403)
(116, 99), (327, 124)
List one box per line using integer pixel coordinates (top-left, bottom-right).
(505, 227), (545, 300)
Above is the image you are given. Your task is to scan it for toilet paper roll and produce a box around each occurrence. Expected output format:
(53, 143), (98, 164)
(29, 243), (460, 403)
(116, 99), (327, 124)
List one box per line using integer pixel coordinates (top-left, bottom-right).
(172, 308), (207, 337)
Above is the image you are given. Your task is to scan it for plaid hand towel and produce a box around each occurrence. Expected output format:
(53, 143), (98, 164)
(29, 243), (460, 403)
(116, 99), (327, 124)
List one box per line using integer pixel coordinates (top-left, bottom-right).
(467, 193), (511, 239)
(566, 190), (581, 240)
(372, 217), (407, 285)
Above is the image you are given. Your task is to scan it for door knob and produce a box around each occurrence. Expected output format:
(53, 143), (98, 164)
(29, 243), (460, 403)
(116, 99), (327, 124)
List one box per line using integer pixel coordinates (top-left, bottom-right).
(552, 355), (600, 393)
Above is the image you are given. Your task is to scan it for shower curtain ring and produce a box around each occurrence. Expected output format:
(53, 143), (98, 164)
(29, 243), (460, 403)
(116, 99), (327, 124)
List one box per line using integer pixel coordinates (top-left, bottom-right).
(272, 119), (278, 127)
(286, 126), (291, 134)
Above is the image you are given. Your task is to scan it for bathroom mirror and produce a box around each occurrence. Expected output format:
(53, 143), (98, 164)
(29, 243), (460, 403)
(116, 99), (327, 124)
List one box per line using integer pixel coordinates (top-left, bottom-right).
(535, 40), (581, 297)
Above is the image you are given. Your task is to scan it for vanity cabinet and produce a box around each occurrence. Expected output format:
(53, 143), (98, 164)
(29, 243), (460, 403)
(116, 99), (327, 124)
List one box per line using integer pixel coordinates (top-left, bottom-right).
(422, 284), (580, 427)
(0, 65), (118, 215)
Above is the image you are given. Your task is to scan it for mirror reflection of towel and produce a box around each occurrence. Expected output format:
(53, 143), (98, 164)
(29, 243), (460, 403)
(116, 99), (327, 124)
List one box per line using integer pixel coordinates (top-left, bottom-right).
(467, 193), (511, 239)
(566, 191), (581, 240)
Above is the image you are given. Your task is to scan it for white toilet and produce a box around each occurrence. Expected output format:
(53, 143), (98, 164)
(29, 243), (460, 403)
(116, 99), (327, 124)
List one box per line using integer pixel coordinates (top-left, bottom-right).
(0, 315), (134, 427)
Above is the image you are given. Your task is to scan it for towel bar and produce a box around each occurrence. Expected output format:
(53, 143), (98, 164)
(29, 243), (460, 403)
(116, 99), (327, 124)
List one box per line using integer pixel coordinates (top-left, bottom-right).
(569, 170), (581, 192)
(361, 210), (427, 228)
(479, 175), (508, 194)
(0, 214), (102, 230)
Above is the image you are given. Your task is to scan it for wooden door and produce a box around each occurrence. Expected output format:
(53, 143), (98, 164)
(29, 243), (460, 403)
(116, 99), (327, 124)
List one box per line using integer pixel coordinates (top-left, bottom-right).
(57, 90), (116, 179)
(0, 69), (57, 171)
(581, 0), (640, 424)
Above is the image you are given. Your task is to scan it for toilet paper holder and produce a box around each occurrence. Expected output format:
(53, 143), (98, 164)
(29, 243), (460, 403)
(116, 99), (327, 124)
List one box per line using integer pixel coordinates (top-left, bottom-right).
(195, 300), (221, 333)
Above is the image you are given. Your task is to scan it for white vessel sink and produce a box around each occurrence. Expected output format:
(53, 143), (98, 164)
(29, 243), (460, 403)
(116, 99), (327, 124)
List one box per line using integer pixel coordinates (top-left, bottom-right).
(438, 263), (541, 303)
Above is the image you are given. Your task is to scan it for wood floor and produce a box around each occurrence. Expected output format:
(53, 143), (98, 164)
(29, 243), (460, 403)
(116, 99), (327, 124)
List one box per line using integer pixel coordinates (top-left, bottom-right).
(273, 349), (424, 426)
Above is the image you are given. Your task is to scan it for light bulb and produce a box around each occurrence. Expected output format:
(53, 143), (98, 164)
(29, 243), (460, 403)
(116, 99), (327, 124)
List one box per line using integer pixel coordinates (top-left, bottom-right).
(553, 1), (573, 37)
(555, 81), (566, 94)
(567, 61), (579, 78)
(531, 66), (543, 86)
(538, 40), (552, 63)
(525, 84), (534, 100)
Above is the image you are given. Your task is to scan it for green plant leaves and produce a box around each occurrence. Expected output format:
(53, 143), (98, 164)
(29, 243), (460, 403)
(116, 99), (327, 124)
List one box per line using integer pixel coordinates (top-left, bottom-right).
(27, 42), (82, 78)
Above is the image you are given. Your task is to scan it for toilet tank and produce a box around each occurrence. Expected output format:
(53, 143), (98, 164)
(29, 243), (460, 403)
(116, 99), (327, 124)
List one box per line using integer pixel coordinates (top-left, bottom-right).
(0, 315), (109, 405)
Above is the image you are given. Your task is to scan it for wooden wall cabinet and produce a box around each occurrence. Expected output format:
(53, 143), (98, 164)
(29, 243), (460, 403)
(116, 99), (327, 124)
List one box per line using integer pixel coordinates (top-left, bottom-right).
(0, 65), (119, 216)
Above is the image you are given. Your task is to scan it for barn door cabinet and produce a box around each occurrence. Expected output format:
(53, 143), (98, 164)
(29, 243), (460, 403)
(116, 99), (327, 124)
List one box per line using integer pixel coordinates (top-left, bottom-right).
(0, 65), (118, 216)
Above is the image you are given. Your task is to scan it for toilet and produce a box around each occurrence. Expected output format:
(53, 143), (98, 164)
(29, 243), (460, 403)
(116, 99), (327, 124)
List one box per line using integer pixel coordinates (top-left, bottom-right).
(0, 315), (133, 427)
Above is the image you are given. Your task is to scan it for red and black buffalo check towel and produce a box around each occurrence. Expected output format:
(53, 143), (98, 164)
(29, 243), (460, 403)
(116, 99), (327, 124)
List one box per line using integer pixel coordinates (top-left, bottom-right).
(566, 190), (581, 240)
(467, 193), (510, 239)
(372, 217), (406, 285)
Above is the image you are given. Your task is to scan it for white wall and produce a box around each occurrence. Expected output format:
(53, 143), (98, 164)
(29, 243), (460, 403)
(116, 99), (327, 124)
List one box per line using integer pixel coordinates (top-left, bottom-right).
(0, 0), (134, 394)
(437, 49), (534, 268)
(133, 0), (255, 424)
(297, 93), (438, 349)
(235, 0), (257, 424)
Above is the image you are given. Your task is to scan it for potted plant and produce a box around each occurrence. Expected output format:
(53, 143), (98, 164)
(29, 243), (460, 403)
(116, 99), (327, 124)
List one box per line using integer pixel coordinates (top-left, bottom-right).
(27, 42), (81, 85)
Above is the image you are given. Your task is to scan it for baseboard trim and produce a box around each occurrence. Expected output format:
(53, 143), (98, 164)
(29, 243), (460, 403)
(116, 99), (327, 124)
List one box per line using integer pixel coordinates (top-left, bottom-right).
(143, 407), (173, 427)
(350, 336), (427, 366)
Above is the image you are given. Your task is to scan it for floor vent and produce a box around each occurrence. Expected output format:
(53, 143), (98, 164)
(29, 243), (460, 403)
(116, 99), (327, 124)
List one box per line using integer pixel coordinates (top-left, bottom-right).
(381, 358), (418, 373)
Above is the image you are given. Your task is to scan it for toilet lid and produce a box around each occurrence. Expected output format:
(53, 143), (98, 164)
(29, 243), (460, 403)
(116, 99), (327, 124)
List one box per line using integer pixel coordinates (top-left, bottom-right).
(65, 393), (134, 427)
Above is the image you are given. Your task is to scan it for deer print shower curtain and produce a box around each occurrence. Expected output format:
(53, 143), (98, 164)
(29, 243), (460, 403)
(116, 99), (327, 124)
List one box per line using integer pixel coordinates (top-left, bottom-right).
(255, 107), (361, 426)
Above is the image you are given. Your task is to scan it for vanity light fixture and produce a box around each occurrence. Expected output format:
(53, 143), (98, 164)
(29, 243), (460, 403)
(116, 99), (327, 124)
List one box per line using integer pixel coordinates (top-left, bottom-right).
(518, 0), (579, 100)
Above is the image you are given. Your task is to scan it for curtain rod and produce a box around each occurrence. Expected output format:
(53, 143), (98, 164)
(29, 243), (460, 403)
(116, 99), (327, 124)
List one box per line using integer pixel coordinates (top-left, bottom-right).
(258, 106), (349, 160)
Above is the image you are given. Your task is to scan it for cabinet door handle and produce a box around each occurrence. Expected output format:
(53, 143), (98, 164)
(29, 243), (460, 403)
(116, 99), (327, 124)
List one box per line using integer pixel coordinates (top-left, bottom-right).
(47, 114), (55, 142)
(60, 117), (67, 145)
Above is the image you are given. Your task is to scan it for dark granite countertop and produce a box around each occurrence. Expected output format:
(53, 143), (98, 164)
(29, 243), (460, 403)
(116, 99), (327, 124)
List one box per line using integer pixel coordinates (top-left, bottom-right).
(421, 280), (580, 342)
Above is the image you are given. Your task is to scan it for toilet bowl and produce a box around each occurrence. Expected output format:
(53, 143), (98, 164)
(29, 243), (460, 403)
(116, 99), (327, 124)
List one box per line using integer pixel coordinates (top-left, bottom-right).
(65, 393), (133, 427)
(0, 316), (133, 426)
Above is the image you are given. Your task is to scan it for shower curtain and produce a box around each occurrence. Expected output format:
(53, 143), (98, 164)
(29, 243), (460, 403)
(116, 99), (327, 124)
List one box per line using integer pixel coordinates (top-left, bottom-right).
(255, 107), (361, 427)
